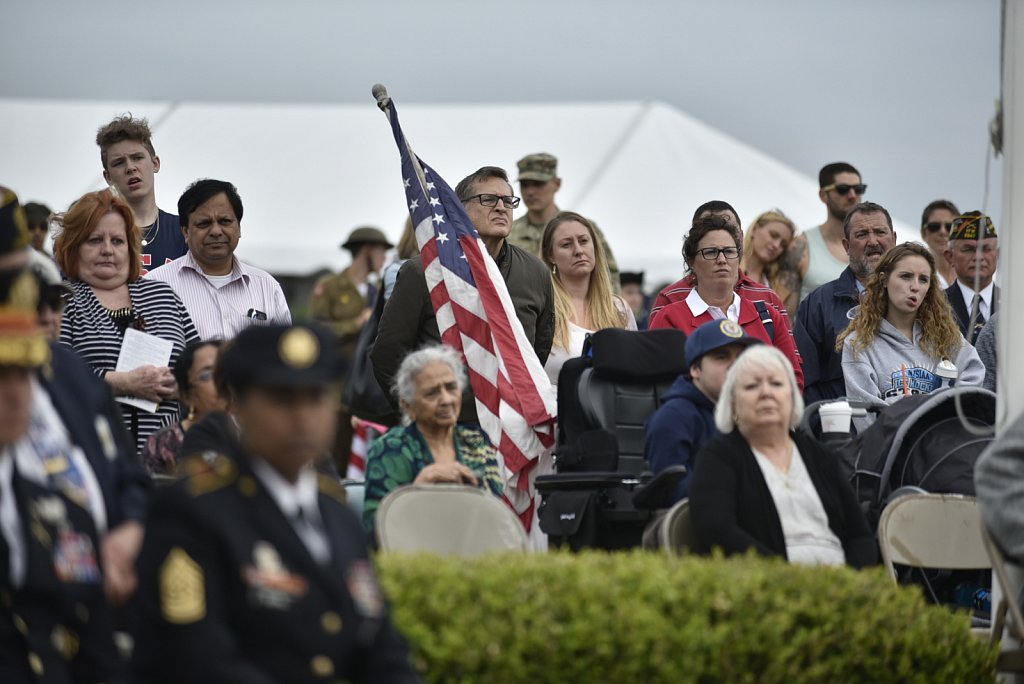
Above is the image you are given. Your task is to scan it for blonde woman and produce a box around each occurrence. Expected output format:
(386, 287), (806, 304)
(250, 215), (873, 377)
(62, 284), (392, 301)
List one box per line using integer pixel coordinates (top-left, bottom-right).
(541, 211), (636, 386)
(740, 210), (797, 313)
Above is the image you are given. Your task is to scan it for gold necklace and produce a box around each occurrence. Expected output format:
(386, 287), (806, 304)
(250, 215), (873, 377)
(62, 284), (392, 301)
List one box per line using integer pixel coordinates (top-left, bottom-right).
(142, 212), (160, 247)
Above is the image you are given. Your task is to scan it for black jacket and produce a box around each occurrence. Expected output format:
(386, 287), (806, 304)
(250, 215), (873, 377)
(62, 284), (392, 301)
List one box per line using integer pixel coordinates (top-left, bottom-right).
(371, 241), (555, 423)
(132, 450), (419, 683)
(40, 343), (149, 527)
(689, 429), (877, 568)
(945, 282), (999, 345)
(0, 466), (122, 683)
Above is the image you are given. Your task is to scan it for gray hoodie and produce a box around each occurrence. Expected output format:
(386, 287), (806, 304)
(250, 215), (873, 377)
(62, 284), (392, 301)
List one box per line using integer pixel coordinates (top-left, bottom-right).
(842, 319), (984, 413)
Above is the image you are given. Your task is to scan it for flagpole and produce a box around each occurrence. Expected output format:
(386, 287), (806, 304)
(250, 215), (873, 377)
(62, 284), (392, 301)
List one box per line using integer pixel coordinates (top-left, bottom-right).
(372, 83), (432, 192)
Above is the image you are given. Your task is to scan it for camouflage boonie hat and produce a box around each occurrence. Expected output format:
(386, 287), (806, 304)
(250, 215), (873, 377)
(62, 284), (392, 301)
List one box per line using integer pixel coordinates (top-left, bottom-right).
(517, 153), (558, 182)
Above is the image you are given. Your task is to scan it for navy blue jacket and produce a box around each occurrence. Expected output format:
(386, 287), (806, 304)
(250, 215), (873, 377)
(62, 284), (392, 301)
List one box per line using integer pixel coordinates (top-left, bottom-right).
(795, 267), (861, 404)
(644, 375), (718, 505)
(39, 343), (150, 526)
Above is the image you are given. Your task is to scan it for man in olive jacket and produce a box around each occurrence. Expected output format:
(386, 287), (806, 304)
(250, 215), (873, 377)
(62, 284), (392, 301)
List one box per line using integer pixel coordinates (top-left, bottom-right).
(372, 166), (555, 423)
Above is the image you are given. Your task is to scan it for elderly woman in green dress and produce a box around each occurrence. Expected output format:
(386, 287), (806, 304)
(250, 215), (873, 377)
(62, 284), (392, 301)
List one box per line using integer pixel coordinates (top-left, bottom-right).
(362, 345), (504, 538)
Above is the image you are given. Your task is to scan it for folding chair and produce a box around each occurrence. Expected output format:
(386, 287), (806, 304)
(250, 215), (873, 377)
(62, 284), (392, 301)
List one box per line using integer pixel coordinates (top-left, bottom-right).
(877, 493), (989, 582)
(658, 498), (698, 556)
(375, 484), (528, 556)
(340, 479), (365, 518)
(982, 527), (1024, 672)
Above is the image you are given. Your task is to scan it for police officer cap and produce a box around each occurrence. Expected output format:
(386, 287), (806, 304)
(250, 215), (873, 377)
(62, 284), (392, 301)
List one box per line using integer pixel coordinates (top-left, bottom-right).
(218, 323), (344, 390)
(684, 319), (762, 368)
(341, 226), (394, 251)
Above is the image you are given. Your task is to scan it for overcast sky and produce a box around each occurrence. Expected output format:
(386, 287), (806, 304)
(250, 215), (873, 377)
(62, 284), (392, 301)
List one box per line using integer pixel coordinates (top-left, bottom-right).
(2, 0), (1002, 229)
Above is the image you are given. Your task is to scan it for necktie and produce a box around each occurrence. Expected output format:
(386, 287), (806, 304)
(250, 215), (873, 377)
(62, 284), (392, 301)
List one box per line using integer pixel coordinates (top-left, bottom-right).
(292, 507), (331, 566)
(970, 293), (986, 344)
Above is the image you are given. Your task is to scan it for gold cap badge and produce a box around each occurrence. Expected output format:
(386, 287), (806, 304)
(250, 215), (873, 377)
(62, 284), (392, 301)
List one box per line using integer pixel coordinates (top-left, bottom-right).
(279, 328), (319, 369)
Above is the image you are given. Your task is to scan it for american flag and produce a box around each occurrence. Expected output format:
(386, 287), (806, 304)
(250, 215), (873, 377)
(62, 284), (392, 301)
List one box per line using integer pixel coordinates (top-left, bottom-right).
(377, 91), (556, 530)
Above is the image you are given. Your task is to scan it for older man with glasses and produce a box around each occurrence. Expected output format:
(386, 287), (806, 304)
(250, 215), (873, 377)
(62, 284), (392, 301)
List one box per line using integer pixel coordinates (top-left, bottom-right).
(777, 162), (867, 304)
(372, 166), (555, 424)
(944, 211), (999, 346)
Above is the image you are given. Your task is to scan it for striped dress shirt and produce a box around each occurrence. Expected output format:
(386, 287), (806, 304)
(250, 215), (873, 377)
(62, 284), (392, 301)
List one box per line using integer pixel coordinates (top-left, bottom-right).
(146, 252), (291, 340)
(59, 279), (200, 455)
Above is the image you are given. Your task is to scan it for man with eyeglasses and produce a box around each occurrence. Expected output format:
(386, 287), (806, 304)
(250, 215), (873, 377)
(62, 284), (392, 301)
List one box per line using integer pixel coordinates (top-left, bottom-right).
(372, 166), (554, 423)
(778, 162), (866, 304)
(944, 211), (999, 346)
(508, 153), (620, 289)
(795, 201), (897, 403)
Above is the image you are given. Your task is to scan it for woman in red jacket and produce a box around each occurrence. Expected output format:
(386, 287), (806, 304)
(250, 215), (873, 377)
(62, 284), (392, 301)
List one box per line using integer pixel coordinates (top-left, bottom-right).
(649, 215), (804, 389)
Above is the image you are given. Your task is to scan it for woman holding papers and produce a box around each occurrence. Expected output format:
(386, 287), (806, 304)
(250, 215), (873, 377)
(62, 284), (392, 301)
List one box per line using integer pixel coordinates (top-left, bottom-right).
(54, 189), (199, 454)
(837, 243), (983, 416)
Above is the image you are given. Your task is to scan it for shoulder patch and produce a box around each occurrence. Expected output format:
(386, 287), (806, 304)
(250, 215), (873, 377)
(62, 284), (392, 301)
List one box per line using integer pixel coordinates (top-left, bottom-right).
(318, 474), (348, 504)
(178, 451), (237, 497)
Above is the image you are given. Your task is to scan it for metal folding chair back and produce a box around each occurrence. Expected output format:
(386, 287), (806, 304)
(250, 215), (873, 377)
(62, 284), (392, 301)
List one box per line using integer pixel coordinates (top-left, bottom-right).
(659, 498), (698, 556)
(877, 493), (989, 581)
(376, 484), (528, 556)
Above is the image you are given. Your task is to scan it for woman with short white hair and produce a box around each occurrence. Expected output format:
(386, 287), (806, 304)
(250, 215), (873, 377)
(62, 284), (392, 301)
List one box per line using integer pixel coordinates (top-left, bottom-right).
(689, 345), (876, 567)
(362, 345), (503, 539)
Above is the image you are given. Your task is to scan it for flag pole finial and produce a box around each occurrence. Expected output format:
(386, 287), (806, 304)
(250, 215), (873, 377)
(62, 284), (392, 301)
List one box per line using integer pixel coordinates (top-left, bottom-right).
(371, 83), (391, 111)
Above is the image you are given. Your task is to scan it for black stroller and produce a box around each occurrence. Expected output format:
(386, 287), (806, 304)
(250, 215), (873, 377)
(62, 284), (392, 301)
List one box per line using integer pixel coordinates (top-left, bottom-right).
(536, 328), (688, 550)
(802, 388), (997, 614)
(805, 387), (997, 525)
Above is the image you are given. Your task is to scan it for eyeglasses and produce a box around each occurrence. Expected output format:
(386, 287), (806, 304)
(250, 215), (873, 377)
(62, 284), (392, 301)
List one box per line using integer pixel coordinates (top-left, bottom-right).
(822, 183), (867, 196)
(191, 369), (215, 385)
(462, 194), (521, 209)
(924, 221), (953, 233)
(697, 247), (741, 261)
(28, 222), (48, 232)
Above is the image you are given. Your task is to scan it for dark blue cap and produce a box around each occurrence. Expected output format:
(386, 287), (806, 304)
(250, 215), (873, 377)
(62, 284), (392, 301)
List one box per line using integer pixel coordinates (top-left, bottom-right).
(684, 319), (762, 368)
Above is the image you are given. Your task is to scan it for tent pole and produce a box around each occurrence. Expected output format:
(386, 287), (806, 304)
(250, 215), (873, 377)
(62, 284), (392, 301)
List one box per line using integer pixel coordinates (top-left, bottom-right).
(999, 0), (1023, 426)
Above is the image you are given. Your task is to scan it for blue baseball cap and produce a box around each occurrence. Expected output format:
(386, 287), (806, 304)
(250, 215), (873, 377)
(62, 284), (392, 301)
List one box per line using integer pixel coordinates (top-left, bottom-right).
(684, 319), (762, 368)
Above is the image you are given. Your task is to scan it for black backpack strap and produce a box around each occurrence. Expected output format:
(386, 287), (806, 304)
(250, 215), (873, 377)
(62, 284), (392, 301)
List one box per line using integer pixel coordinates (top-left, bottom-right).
(753, 300), (774, 341)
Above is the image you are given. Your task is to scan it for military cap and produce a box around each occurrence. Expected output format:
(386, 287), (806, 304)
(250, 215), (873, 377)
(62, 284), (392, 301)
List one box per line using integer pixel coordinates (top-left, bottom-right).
(218, 323), (345, 390)
(949, 212), (997, 242)
(619, 271), (645, 287)
(0, 186), (49, 367)
(341, 226), (393, 251)
(517, 153), (558, 182)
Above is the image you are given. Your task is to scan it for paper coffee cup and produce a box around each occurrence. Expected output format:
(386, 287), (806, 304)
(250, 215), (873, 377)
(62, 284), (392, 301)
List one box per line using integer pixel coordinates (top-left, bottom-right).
(819, 401), (853, 433)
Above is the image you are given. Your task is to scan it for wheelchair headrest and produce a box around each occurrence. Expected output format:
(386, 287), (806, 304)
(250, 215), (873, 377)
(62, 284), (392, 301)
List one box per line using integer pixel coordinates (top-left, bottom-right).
(585, 328), (688, 381)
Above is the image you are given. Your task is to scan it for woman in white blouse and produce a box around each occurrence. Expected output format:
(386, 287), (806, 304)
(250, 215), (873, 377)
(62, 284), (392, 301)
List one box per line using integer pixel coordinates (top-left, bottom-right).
(689, 345), (876, 568)
(540, 212), (636, 386)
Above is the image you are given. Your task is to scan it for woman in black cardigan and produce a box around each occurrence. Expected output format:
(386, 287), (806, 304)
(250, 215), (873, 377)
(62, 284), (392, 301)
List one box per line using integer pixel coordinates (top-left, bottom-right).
(689, 345), (876, 568)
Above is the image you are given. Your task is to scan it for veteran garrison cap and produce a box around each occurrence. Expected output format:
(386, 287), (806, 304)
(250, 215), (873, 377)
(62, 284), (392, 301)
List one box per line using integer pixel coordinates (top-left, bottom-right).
(949, 212), (997, 242)
(685, 319), (762, 369)
(341, 226), (393, 251)
(218, 323), (344, 390)
(516, 153), (558, 182)
(0, 186), (49, 367)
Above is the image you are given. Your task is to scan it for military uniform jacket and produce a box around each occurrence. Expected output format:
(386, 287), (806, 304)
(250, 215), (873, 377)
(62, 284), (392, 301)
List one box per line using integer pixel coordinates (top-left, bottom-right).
(309, 268), (372, 358)
(133, 451), (420, 684)
(0, 466), (121, 684)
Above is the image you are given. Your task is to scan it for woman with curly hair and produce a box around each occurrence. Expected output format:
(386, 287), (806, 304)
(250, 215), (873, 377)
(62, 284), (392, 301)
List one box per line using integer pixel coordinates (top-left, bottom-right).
(837, 242), (983, 411)
(740, 209), (797, 313)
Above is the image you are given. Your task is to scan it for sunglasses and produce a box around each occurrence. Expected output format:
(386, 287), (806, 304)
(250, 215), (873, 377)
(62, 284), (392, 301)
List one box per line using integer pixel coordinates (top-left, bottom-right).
(822, 183), (867, 196)
(924, 221), (953, 233)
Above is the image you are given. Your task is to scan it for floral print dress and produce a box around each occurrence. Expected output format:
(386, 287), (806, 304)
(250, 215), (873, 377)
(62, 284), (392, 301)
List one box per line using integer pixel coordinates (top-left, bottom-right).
(362, 423), (504, 537)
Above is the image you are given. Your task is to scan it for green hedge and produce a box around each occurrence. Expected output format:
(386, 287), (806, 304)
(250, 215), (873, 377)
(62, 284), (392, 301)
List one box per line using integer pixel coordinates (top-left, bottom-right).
(376, 551), (997, 683)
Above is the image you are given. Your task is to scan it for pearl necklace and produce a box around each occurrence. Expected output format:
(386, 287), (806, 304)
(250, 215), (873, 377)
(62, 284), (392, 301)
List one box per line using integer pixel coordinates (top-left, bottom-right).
(142, 213), (160, 247)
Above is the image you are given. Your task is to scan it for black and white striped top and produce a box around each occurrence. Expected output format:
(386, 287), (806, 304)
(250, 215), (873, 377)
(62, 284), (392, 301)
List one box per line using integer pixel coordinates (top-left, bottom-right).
(60, 279), (200, 456)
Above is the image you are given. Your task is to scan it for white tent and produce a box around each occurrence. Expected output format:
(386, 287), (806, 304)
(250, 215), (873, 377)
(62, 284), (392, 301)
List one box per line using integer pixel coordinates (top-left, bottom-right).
(0, 98), (911, 285)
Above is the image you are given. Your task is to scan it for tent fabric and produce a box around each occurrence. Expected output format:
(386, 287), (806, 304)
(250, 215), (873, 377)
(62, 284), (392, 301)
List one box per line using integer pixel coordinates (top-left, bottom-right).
(0, 98), (911, 280)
